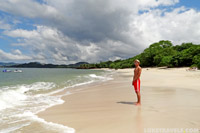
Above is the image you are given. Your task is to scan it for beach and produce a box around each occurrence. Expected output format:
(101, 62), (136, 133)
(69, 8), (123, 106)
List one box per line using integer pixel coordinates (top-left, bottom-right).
(38, 68), (200, 133)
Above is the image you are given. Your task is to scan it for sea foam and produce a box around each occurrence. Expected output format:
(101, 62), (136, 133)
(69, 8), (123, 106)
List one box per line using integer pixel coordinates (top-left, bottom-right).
(0, 82), (56, 111)
(0, 70), (114, 133)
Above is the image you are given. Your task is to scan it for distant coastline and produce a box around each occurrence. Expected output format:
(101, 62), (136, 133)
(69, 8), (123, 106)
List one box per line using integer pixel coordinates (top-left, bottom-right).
(0, 62), (88, 69)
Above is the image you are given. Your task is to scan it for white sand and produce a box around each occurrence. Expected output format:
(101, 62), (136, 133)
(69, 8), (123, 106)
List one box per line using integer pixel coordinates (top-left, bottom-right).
(38, 68), (200, 133)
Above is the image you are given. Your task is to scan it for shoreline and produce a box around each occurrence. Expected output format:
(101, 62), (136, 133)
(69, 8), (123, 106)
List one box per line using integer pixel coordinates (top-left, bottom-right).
(38, 67), (200, 133)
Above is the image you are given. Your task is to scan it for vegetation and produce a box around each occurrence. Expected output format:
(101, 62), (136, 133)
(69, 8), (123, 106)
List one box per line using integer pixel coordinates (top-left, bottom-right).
(78, 40), (200, 69)
(0, 62), (18, 67)
(10, 62), (88, 68)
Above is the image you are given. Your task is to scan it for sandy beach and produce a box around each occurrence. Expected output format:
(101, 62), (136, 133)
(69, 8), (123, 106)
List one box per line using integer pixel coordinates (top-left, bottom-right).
(38, 68), (200, 133)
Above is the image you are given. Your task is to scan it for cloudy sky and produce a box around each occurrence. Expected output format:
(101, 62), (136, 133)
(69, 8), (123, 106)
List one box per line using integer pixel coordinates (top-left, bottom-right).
(0, 0), (200, 64)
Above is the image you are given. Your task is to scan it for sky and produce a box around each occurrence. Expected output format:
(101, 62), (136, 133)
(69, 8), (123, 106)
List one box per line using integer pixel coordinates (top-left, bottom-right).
(0, 0), (200, 64)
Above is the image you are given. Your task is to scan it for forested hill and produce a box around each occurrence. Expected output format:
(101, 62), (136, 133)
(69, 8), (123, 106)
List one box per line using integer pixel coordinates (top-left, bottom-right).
(10, 62), (88, 68)
(78, 40), (200, 69)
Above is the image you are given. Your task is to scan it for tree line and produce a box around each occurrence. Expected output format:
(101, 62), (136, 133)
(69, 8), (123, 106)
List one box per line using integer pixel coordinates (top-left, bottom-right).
(78, 40), (200, 69)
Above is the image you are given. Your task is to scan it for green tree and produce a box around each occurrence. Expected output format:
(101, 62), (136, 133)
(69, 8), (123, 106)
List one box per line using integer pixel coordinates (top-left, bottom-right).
(159, 56), (173, 66)
(193, 54), (200, 65)
(197, 62), (200, 69)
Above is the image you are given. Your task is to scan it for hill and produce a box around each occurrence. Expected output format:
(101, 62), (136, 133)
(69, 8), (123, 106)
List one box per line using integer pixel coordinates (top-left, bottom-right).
(0, 62), (19, 67)
(10, 62), (88, 68)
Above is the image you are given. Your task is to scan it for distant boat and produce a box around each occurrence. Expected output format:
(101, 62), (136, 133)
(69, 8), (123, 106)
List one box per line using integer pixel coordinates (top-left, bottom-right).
(13, 69), (23, 73)
(2, 69), (12, 72)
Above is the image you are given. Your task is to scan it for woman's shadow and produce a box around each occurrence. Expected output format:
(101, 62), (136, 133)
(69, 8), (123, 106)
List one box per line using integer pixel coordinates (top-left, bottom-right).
(117, 101), (137, 105)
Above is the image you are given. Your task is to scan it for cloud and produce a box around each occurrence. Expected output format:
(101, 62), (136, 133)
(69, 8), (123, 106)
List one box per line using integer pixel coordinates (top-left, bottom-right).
(0, 49), (32, 61)
(3, 25), (145, 64)
(1, 0), (200, 64)
(4, 29), (39, 38)
(4, 26), (83, 64)
(0, 0), (60, 19)
(132, 7), (200, 46)
(0, 0), (179, 42)
(0, 20), (11, 30)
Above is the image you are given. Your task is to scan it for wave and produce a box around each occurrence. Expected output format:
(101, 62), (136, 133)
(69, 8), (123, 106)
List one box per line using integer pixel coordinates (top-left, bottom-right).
(0, 82), (56, 111)
(0, 70), (114, 132)
(0, 73), (113, 111)
(14, 111), (75, 133)
(89, 74), (113, 81)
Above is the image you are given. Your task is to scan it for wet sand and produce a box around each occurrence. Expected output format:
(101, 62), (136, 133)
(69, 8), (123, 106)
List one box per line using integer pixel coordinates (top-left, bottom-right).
(38, 68), (200, 133)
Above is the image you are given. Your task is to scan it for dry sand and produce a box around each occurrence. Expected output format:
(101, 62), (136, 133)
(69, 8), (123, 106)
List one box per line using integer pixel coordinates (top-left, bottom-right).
(38, 68), (200, 133)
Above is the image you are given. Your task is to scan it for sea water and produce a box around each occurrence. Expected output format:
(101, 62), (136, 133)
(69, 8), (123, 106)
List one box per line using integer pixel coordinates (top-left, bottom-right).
(0, 68), (114, 133)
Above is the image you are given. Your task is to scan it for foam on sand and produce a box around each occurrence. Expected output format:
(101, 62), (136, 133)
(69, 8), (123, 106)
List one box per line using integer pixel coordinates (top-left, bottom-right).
(0, 70), (114, 132)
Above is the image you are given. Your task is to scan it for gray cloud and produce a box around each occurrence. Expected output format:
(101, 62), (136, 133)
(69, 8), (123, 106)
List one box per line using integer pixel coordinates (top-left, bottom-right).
(0, 49), (32, 61)
(1, 0), (200, 64)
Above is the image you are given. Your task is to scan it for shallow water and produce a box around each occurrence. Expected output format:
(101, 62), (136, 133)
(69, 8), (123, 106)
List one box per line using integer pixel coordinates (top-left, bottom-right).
(0, 68), (114, 133)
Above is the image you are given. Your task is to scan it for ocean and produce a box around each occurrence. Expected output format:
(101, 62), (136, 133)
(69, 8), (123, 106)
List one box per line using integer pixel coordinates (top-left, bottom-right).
(0, 68), (114, 133)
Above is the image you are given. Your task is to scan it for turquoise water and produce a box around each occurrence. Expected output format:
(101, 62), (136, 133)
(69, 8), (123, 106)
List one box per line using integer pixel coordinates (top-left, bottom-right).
(0, 68), (107, 86)
(0, 68), (113, 133)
